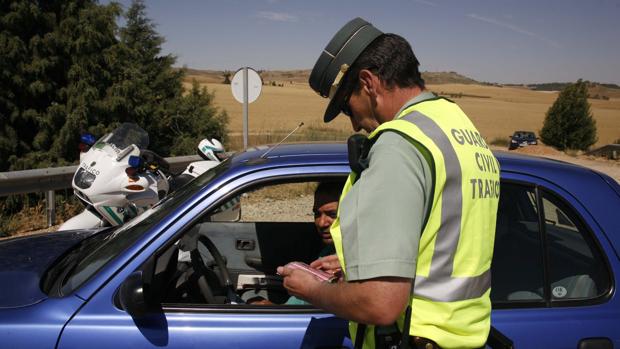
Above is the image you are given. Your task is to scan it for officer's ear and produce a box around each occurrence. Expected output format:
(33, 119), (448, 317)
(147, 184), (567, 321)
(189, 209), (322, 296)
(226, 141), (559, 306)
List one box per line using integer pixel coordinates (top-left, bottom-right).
(358, 69), (377, 97)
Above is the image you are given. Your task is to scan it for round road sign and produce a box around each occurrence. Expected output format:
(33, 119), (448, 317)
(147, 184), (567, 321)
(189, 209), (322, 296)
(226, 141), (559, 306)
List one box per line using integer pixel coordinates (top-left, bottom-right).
(231, 68), (262, 103)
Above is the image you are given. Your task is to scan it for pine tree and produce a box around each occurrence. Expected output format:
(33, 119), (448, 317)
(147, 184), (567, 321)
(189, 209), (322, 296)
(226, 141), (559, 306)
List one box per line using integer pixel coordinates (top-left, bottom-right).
(107, 0), (228, 157)
(0, 0), (229, 171)
(0, 0), (121, 171)
(1, 0), (229, 235)
(106, 0), (185, 156)
(540, 79), (597, 151)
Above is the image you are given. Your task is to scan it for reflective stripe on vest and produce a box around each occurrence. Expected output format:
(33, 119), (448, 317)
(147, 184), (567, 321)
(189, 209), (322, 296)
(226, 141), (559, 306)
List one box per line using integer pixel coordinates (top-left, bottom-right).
(399, 112), (490, 302)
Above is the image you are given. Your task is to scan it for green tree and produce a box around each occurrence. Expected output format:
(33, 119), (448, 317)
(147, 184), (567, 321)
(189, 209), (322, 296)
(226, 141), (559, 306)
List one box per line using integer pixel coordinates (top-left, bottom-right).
(105, 0), (185, 156)
(540, 79), (597, 151)
(1, 0), (229, 235)
(0, 0), (121, 171)
(1, 0), (229, 172)
(167, 79), (228, 155)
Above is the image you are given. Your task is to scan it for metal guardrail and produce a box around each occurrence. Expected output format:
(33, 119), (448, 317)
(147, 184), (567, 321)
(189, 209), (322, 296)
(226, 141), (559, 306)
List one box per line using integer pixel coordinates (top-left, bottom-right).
(0, 155), (202, 226)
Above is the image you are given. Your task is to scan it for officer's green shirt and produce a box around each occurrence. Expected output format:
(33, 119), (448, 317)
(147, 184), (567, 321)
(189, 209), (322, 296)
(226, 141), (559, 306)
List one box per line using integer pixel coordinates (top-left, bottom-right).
(339, 92), (435, 281)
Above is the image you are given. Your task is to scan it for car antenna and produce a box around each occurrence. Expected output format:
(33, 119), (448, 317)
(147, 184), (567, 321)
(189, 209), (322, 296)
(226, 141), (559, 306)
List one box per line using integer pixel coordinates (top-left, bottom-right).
(259, 122), (304, 159)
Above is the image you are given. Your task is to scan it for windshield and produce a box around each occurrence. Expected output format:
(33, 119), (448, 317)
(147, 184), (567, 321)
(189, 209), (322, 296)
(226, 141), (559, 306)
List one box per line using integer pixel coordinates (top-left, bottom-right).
(104, 123), (150, 150)
(45, 158), (232, 297)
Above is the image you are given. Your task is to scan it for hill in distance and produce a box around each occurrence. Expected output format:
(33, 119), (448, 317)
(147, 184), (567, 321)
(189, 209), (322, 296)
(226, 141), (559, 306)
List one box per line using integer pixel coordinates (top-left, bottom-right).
(181, 68), (620, 97)
(181, 68), (481, 85)
(525, 81), (620, 99)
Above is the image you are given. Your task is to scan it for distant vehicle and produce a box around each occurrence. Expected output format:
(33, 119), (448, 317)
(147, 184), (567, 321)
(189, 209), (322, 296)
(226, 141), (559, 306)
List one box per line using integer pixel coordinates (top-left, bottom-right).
(1, 143), (619, 348)
(509, 131), (538, 150)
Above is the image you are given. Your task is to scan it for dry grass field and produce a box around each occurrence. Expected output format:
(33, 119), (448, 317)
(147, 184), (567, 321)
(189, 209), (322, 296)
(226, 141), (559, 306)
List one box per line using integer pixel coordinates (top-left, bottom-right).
(185, 73), (620, 149)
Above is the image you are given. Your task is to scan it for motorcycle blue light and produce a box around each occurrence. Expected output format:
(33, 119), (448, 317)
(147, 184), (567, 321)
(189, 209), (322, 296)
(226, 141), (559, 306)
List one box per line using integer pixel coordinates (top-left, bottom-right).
(81, 133), (97, 146)
(128, 155), (143, 168)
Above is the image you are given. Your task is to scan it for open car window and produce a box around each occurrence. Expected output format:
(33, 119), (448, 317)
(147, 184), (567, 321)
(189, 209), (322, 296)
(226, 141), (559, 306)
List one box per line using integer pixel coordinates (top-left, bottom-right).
(239, 182), (318, 222)
(151, 178), (345, 309)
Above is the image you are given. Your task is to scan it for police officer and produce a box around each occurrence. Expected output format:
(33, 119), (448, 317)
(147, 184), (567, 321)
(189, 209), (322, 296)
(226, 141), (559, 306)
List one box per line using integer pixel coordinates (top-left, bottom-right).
(277, 18), (499, 349)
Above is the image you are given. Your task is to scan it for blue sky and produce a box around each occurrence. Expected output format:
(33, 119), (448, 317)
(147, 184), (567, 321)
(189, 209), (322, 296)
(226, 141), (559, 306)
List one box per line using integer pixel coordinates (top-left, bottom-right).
(105, 0), (620, 84)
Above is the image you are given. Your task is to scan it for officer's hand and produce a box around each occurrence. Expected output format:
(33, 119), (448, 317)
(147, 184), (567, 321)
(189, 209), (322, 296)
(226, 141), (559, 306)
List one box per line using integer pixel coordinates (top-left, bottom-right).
(277, 265), (322, 301)
(310, 254), (342, 279)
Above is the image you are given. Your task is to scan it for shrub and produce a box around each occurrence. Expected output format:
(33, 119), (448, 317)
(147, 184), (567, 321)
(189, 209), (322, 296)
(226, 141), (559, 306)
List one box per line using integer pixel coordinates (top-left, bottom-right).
(489, 137), (510, 147)
(222, 71), (232, 84)
(540, 79), (597, 151)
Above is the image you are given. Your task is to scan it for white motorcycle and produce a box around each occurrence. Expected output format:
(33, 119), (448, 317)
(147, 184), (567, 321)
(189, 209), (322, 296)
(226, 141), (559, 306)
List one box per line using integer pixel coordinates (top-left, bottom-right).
(59, 123), (236, 230)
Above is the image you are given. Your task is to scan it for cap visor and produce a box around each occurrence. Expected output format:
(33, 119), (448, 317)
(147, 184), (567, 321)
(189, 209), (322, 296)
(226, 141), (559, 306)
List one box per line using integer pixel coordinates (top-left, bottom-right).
(324, 97), (343, 123)
(323, 83), (348, 123)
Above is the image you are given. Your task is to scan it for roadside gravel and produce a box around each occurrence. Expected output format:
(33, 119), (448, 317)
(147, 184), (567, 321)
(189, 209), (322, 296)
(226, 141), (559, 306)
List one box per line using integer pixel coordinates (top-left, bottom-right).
(240, 194), (315, 222)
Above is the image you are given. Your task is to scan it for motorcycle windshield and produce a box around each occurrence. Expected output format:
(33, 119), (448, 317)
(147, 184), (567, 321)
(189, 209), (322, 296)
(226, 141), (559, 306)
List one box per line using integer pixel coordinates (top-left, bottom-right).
(105, 123), (149, 150)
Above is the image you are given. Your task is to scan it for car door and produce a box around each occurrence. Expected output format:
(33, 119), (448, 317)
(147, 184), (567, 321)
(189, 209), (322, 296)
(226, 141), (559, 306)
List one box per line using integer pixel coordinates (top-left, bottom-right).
(58, 297), (348, 349)
(491, 177), (618, 349)
(57, 168), (353, 349)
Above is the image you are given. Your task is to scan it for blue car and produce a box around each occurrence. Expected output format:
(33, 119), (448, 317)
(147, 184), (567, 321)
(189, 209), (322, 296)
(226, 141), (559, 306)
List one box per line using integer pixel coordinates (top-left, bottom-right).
(1, 143), (619, 349)
(509, 131), (538, 150)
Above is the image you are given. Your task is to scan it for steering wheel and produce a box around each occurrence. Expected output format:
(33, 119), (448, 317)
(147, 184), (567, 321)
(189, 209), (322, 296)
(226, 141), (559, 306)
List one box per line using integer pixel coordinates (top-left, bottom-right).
(190, 235), (241, 304)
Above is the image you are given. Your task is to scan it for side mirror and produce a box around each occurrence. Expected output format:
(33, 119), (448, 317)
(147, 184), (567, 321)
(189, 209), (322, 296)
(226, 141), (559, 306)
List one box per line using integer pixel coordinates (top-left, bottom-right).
(118, 271), (149, 318)
(209, 197), (242, 222)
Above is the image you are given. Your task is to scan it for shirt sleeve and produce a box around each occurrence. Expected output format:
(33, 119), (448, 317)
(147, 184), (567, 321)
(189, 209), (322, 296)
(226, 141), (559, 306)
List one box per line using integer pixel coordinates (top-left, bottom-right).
(340, 131), (433, 281)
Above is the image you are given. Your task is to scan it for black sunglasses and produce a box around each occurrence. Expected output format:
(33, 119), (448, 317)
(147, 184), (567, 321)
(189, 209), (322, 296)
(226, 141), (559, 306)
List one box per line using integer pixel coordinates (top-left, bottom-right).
(341, 91), (353, 117)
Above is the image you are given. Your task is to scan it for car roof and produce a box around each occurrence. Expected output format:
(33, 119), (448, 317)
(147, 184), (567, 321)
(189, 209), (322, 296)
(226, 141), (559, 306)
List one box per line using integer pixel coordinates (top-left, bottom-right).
(513, 131), (535, 137)
(228, 142), (596, 180)
(226, 142), (611, 189)
(230, 142), (350, 168)
(223, 142), (619, 259)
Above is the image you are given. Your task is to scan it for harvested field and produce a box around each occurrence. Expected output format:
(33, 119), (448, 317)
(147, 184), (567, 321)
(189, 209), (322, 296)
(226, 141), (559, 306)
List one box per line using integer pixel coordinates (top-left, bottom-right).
(188, 76), (619, 184)
(186, 78), (620, 148)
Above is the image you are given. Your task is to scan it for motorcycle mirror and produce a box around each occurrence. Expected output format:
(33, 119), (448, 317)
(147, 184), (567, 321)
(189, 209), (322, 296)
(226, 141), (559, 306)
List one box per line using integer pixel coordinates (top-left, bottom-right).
(81, 133), (97, 146)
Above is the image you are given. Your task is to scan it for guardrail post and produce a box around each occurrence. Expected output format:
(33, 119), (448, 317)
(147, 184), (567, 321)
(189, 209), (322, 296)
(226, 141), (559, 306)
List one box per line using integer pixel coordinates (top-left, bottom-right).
(46, 190), (56, 227)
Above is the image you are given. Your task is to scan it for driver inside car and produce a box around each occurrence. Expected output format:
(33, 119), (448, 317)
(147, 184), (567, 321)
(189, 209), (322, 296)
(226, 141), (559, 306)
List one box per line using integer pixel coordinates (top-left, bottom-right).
(250, 181), (343, 305)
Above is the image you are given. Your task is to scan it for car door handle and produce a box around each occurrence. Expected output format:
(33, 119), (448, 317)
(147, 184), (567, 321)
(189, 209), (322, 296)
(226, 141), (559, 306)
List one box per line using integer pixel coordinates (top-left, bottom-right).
(236, 239), (255, 251)
(578, 338), (612, 349)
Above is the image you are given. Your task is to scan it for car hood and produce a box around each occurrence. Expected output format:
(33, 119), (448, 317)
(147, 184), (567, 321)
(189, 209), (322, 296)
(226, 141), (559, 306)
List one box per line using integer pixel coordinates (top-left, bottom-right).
(0, 230), (98, 308)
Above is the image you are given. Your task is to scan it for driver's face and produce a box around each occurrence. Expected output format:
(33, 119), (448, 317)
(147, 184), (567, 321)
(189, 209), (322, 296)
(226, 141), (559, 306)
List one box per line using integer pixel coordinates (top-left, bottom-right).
(313, 201), (338, 245)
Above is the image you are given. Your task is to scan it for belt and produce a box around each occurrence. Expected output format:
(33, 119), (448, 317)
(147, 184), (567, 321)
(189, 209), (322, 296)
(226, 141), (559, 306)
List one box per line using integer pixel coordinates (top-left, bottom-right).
(411, 336), (441, 349)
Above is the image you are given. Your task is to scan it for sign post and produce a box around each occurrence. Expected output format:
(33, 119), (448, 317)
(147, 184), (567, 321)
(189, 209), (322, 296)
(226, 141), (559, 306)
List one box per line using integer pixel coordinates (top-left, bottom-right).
(231, 67), (262, 150)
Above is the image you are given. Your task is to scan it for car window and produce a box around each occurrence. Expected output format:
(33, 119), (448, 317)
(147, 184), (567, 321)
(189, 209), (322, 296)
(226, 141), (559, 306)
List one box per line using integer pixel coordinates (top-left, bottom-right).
(239, 182), (317, 222)
(492, 183), (545, 303)
(541, 191), (611, 301)
(491, 182), (611, 307)
(155, 178), (345, 308)
(49, 159), (231, 296)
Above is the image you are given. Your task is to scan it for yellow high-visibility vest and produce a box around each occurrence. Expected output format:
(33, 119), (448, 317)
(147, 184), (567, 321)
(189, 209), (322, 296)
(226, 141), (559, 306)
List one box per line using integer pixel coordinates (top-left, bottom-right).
(331, 97), (500, 349)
